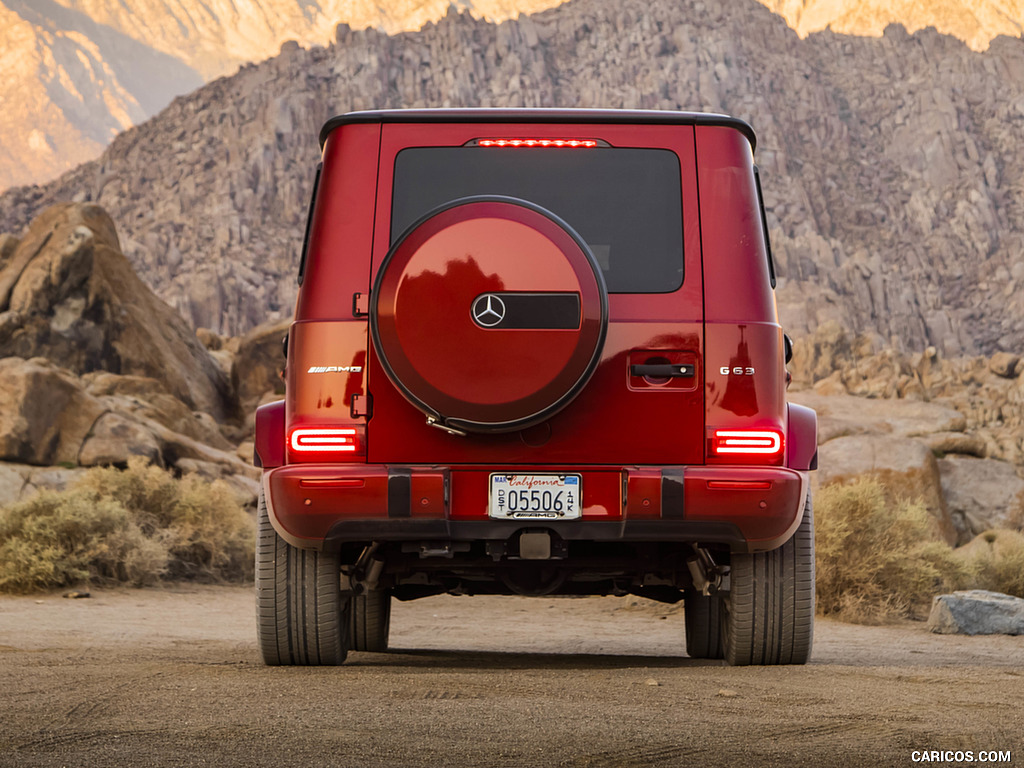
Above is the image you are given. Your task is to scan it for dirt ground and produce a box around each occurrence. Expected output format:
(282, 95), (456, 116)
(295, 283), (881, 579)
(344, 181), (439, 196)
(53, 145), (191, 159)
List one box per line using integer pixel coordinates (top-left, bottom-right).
(0, 586), (1021, 768)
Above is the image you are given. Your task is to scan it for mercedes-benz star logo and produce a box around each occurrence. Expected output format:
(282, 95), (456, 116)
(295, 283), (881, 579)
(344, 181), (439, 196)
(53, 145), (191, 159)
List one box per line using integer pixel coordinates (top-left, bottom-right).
(472, 294), (506, 327)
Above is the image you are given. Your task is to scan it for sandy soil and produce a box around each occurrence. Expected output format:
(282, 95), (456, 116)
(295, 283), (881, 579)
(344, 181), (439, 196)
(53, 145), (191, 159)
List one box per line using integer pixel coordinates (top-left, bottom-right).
(0, 586), (1021, 768)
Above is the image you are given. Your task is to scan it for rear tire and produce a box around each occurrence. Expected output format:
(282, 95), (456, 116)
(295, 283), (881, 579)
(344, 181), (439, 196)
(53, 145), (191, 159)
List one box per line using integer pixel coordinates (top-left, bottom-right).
(256, 490), (351, 665)
(721, 493), (815, 666)
(684, 590), (724, 659)
(351, 589), (392, 652)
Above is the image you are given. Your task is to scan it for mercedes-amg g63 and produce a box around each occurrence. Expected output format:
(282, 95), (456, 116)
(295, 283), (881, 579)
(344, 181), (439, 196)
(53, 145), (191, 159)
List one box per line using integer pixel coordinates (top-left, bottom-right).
(253, 109), (818, 666)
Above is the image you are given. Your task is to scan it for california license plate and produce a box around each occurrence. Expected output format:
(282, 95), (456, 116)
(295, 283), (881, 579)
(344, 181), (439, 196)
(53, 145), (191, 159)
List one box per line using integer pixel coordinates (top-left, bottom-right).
(488, 474), (582, 520)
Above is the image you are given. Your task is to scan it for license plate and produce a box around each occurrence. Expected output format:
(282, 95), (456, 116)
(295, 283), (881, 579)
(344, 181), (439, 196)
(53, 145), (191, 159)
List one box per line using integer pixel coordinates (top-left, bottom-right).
(488, 474), (582, 520)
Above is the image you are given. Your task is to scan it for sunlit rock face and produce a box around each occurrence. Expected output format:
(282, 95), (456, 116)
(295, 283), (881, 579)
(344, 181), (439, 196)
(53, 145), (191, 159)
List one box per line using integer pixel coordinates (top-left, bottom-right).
(760, 0), (1023, 51)
(3, 0), (1020, 191)
(0, 0), (563, 190)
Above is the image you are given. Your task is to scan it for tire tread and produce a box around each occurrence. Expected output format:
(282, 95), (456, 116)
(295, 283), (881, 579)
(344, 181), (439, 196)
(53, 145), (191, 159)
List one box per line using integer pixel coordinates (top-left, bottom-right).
(351, 590), (392, 653)
(684, 591), (723, 659)
(256, 491), (349, 665)
(723, 495), (815, 666)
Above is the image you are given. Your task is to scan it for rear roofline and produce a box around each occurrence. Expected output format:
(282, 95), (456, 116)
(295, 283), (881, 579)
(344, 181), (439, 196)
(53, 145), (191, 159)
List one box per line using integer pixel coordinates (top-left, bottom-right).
(319, 109), (756, 151)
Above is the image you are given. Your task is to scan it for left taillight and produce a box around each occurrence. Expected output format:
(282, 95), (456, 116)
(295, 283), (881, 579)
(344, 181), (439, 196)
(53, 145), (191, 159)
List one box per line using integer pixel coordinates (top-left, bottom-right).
(289, 428), (361, 454)
(709, 429), (784, 459)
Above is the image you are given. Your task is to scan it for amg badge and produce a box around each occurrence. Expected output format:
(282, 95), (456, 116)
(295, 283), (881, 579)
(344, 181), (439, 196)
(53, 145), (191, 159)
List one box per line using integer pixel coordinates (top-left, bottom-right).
(307, 366), (363, 373)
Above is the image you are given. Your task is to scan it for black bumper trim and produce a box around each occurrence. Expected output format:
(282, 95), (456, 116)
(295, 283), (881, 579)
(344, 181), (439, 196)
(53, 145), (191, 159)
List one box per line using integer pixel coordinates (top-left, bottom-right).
(661, 469), (685, 519)
(322, 519), (751, 552)
(388, 468), (412, 518)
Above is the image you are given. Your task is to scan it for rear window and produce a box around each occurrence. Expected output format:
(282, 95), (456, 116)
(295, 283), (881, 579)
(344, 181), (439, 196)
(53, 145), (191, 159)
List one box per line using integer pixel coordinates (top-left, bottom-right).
(391, 146), (683, 293)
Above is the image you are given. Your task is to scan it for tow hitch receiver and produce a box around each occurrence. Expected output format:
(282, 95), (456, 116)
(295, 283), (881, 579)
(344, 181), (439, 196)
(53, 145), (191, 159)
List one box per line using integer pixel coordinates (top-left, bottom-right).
(519, 531), (552, 560)
(486, 530), (568, 561)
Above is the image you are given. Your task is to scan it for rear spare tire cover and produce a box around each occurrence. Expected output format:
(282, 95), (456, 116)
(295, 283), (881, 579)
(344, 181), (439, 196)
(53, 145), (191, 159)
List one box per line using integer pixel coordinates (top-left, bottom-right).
(371, 196), (608, 434)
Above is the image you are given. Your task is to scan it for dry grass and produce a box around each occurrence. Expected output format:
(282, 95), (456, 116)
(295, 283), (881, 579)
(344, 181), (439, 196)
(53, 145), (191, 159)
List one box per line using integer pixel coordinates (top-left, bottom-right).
(76, 460), (254, 581)
(815, 478), (971, 622)
(816, 478), (1024, 623)
(0, 458), (253, 593)
(0, 491), (166, 592)
(953, 529), (1024, 599)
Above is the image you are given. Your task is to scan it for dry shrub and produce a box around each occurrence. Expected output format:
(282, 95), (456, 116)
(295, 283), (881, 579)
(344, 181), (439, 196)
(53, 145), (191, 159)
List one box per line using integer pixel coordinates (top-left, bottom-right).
(815, 478), (969, 622)
(78, 459), (254, 582)
(0, 458), (254, 593)
(953, 529), (1024, 599)
(0, 490), (167, 592)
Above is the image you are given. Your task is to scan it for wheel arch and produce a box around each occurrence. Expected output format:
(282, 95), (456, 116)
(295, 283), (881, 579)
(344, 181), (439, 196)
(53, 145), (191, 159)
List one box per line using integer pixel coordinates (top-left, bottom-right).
(254, 399), (285, 468)
(786, 402), (818, 471)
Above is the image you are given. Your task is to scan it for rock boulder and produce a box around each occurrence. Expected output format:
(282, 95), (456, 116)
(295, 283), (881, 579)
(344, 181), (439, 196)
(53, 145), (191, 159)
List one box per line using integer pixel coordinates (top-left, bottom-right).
(0, 357), (106, 466)
(790, 391), (966, 443)
(231, 318), (290, 419)
(0, 462), (87, 507)
(0, 357), (257, 502)
(0, 233), (17, 268)
(989, 352), (1020, 379)
(927, 590), (1024, 636)
(937, 457), (1024, 544)
(0, 203), (231, 419)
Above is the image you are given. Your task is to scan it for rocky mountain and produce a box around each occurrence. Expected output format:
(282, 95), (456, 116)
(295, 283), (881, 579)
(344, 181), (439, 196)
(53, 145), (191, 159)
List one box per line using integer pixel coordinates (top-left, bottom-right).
(1, 0), (1024, 358)
(49, 0), (564, 77)
(3, 0), (1021, 192)
(0, 0), (203, 192)
(0, 0), (562, 191)
(762, 0), (1023, 50)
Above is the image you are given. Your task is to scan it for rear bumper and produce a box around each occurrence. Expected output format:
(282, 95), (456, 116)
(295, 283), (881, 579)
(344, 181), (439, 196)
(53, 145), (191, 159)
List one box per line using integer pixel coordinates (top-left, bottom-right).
(263, 464), (809, 554)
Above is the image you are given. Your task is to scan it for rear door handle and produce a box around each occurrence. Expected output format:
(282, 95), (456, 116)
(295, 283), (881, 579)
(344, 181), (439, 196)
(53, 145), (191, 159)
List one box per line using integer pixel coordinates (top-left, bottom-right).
(630, 364), (695, 378)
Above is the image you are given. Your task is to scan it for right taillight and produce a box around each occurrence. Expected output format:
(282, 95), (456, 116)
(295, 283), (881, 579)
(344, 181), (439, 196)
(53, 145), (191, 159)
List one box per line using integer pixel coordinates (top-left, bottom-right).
(710, 429), (784, 458)
(289, 428), (361, 455)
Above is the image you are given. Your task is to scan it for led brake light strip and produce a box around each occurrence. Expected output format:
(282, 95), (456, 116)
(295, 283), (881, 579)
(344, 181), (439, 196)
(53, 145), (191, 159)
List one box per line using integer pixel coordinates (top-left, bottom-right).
(714, 430), (783, 455)
(290, 429), (358, 452)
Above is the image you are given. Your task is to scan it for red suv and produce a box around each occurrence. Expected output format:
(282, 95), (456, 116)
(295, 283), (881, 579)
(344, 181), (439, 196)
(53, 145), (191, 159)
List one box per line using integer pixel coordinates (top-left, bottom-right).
(253, 109), (818, 666)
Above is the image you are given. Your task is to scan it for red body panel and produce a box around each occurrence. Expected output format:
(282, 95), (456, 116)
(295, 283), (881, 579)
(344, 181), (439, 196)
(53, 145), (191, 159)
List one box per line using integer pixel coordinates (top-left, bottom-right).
(265, 464), (447, 543)
(696, 125), (777, 325)
(365, 318), (704, 465)
(286, 320), (367, 463)
(256, 110), (817, 555)
(703, 322), (786, 466)
(696, 125), (789, 466)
